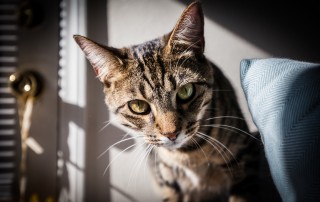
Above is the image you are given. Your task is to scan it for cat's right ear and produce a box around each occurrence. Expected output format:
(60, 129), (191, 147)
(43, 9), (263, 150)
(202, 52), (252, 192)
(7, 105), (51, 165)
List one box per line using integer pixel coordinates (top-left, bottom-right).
(165, 1), (204, 56)
(73, 35), (123, 82)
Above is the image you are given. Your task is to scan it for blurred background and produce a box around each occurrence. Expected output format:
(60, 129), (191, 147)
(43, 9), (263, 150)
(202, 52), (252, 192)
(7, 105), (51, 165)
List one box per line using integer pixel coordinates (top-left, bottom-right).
(0, 0), (319, 201)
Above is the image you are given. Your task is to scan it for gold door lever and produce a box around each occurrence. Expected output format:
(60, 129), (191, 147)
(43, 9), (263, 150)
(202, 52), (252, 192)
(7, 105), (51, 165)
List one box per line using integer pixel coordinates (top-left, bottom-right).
(8, 70), (43, 99)
(8, 70), (44, 202)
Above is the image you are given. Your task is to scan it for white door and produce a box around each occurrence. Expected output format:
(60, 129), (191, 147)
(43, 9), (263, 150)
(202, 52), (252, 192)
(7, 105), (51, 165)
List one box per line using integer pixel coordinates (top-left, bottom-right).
(0, 0), (60, 201)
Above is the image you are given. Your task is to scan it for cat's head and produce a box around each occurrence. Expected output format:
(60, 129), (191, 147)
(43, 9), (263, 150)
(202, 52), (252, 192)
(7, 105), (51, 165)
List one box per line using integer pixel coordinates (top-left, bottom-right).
(74, 2), (213, 150)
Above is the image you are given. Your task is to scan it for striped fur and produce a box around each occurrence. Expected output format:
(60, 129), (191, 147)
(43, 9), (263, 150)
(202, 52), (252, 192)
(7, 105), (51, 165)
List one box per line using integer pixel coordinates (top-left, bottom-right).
(74, 2), (279, 202)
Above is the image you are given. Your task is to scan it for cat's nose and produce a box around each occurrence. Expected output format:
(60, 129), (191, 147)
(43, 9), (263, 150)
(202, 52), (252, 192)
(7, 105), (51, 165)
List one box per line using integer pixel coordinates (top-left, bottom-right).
(163, 132), (179, 141)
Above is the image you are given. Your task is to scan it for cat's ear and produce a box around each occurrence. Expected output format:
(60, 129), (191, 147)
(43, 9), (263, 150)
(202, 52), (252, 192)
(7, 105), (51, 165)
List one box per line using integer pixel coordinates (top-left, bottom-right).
(165, 1), (204, 56)
(73, 35), (123, 82)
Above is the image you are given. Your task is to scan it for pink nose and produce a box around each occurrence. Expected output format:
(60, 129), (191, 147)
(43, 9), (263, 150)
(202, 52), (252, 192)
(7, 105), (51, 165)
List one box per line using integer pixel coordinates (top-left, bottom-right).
(163, 132), (179, 141)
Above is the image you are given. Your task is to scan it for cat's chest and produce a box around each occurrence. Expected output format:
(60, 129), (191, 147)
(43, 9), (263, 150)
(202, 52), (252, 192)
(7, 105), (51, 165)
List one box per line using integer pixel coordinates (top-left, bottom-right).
(157, 148), (200, 186)
(157, 158), (201, 192)
(157, 148), (232, 193)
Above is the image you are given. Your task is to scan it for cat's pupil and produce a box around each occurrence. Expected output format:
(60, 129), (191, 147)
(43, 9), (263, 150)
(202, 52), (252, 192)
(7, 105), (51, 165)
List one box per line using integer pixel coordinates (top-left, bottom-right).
(177, 83), (194, 102)
(128, 100), (150, 114)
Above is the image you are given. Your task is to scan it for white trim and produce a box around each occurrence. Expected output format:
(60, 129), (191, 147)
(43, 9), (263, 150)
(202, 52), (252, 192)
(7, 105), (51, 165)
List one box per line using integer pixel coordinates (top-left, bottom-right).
(58, 0), (87, 202)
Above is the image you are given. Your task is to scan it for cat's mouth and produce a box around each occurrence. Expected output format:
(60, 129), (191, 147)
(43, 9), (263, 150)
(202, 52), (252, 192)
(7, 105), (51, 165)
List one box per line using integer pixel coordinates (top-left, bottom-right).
(144, 121), (201, 149)
(146, 131), (195, 150)
(162, 123), (201, 149)
(164, 138), (187, 150)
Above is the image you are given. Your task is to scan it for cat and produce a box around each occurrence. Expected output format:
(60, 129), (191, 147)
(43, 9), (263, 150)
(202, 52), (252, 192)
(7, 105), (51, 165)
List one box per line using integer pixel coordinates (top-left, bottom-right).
(74, 2), (280, 202)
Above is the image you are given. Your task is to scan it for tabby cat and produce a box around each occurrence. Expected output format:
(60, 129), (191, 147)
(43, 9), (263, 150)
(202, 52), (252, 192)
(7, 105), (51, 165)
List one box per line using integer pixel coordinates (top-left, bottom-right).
(74, 2), (279, 202)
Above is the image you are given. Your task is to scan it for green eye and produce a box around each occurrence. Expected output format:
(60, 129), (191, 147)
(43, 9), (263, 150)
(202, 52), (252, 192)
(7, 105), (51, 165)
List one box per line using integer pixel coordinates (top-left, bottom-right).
(128, 100), (150, 114)
(177, 83), (194, 102)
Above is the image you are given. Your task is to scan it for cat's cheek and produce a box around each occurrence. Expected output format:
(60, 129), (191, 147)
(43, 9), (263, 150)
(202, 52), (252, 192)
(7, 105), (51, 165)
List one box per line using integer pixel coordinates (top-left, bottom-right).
(196, 100), (210, 121)
(197, 108), (206, 121)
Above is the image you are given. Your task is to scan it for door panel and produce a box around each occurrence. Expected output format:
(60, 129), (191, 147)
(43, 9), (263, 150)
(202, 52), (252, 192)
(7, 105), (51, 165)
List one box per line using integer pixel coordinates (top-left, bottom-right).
(0, 0), (60, 201)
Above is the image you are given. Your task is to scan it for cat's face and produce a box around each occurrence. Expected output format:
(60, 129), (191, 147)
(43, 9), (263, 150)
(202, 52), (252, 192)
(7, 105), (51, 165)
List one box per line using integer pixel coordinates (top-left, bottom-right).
(104, 49), (213, 150)
(74, 2), (213, 150)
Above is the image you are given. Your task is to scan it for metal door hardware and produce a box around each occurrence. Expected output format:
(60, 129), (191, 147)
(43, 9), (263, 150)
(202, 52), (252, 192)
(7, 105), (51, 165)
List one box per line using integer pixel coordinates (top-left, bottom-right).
(8, 70), (44, 202)
(8, 70), (43, 99)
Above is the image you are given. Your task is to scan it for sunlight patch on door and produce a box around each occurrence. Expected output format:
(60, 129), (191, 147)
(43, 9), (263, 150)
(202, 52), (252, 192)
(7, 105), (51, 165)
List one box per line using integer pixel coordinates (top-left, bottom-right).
(66, 121), (85, 202)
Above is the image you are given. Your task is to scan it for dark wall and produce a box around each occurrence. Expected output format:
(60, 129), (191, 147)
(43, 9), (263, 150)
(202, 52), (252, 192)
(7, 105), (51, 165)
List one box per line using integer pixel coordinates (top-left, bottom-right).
(182, 0), (320, 63)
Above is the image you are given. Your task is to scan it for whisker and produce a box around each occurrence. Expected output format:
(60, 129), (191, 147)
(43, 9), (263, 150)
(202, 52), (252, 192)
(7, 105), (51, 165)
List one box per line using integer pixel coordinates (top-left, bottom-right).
(137, 144), (151, 175)
(103, 143), (138, 176)
(205, 116), (246, 121)
(191, 137), (209, 164)
(197, 132), (238, 166)
(99, 118), (117, 133)
(205, 108), (218, 111)
(129, 144), (153, 191)
(201, 124), (259, 141)
(196, 133), (230, 162)
(97, 135), (144, 159)
(133, 144), (151, 190)
(174, 54), (185, 70)
(211, 89), (232, 92)
(127, 142), (147, 189)
(175, 38), (203, 69)
(120, 131), (131, 141)
(154, 147), (158, 169)
(176, 52), (191, 69)
(195, 133), (232, 174)
(143, 145), (154, 175)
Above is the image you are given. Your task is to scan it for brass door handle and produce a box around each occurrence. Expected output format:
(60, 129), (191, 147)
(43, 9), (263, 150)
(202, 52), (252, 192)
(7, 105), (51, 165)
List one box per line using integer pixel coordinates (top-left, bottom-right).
(7, 70), (44, 202)
(8, 71), (43, 99)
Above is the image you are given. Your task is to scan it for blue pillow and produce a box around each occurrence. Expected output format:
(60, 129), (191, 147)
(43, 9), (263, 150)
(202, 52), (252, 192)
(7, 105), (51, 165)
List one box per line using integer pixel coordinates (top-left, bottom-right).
(240, 58), (320, 202)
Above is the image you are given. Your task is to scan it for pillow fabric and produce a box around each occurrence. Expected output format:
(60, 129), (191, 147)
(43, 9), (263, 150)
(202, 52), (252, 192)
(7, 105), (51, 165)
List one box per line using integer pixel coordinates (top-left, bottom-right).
(240, 58), (320, 202)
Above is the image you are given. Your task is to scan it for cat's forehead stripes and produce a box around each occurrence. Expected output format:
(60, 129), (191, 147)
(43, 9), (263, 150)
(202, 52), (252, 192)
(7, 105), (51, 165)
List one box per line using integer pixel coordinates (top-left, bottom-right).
(131, 39), (163, 59)
(129, 41), (207, 85)
(126, 41), (171, 105)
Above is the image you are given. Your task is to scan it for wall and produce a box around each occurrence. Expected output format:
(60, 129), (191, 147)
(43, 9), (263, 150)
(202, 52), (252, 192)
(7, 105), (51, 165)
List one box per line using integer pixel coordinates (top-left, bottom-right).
(86, 0), (320, 201)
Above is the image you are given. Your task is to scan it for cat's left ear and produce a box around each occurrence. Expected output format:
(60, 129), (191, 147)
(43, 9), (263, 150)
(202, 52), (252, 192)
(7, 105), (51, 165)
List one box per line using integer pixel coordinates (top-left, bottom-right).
(165, 1), (205, 56)
(73, 35), (123, 82)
